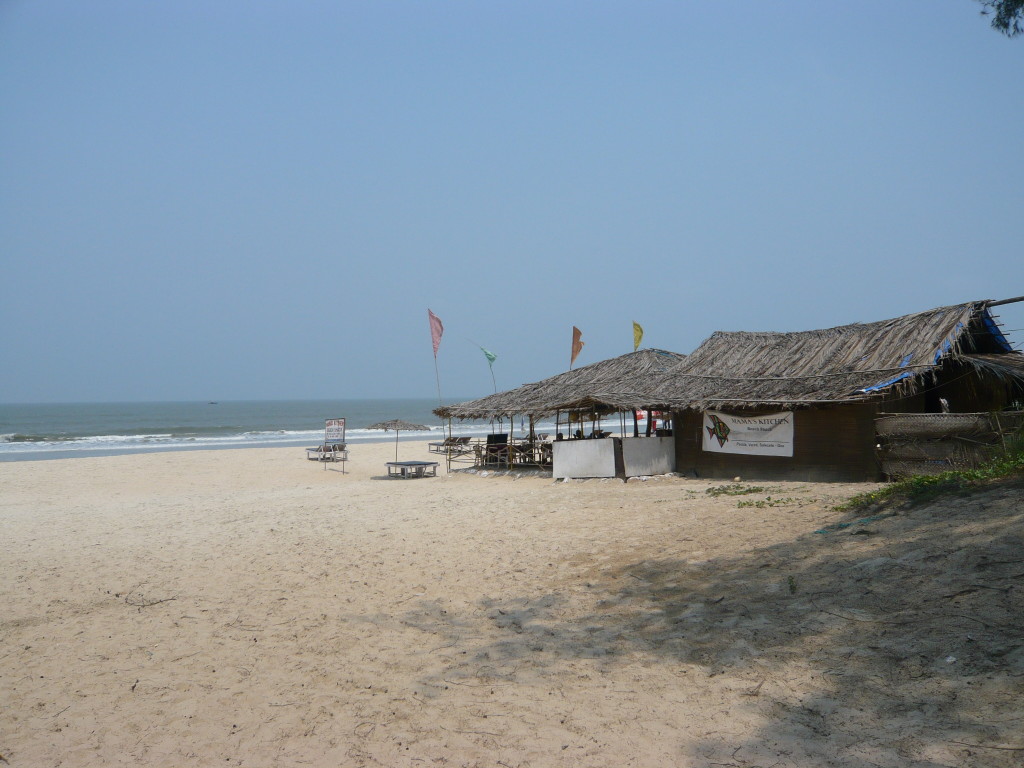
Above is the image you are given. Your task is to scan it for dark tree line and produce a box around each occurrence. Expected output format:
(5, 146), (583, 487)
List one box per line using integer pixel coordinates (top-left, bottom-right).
(978, 0), (1024, 36)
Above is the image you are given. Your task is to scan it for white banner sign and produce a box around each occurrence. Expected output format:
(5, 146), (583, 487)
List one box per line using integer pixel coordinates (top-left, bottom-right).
(325, 418), (346, 444)
(702, 410), (794, 457)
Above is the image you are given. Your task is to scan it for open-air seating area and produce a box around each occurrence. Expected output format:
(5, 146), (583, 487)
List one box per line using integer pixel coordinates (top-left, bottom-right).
(473, 435), (553, 469)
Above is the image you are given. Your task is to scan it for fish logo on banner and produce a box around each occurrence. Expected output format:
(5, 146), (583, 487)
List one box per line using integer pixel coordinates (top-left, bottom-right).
(706, 414), (731, 447)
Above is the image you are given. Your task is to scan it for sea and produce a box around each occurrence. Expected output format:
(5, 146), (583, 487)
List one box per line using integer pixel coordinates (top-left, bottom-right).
(0, 399), (552, 462)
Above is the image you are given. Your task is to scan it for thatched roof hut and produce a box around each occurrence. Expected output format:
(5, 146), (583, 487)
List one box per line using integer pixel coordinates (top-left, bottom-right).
(434, 348), (686, 421)
(434, 301), (1021, 482)
(653, 301), (1023, 410)
(662, 300), (1024, 483)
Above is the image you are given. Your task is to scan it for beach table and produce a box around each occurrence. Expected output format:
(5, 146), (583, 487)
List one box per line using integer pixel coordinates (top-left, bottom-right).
(386, 460), (438, 479)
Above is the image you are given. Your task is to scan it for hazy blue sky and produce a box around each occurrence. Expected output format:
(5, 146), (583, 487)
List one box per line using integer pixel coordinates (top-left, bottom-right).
(2, 1), (1021, 403)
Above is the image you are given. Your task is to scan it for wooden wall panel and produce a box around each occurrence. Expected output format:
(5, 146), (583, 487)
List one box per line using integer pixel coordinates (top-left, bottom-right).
(673, 404), (881, 482)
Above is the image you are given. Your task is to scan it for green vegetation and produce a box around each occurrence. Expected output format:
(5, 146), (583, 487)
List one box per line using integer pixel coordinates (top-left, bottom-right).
(737, 496), (800, 509)
(978, 0), (1024, 37)
(837, 442), (1024, 512)
(706, 483), (768, 497)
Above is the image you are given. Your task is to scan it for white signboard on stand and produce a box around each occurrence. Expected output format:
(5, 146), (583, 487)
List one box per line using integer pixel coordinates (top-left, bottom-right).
(325, 418), (346, 445)
(702, 411), (794, 457)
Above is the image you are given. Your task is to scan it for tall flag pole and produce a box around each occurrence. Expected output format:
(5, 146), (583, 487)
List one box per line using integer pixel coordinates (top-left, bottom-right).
(480, 346), (498, 393)
(428, 309), (444, 405)
(570, 325), (584, 369)
(630, 321), (642, 436)
(467, 338), (499, 393)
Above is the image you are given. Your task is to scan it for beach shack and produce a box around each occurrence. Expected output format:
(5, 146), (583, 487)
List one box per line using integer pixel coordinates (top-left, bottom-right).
(434, 348), (686, 479)
(655, 300), (1024, 482)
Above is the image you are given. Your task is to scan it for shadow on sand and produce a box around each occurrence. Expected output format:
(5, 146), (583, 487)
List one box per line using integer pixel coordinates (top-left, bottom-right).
(403, 478), (1024, 767)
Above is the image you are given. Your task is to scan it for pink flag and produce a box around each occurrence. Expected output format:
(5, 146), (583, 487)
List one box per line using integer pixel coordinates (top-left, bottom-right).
(428, 309), (444, 357)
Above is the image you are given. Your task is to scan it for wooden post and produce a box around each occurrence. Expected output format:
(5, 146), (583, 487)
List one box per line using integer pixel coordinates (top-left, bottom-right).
(988, 295), (1024, 307)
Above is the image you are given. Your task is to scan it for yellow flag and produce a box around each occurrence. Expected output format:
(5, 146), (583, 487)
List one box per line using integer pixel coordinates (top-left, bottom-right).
(632, 321), (643, 352)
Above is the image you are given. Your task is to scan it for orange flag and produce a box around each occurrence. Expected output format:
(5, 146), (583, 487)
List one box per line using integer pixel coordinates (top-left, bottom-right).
(570, 326), (584, 367)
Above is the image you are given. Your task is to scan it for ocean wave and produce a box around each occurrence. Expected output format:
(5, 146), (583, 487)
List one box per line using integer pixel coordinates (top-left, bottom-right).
(0, 426), (456, 457)
(0, 429), (323, 454)
(0, 400), (564, 461)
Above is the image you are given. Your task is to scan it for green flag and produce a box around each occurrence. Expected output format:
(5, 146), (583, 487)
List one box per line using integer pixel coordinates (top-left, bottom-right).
(479, 346), (498, 392)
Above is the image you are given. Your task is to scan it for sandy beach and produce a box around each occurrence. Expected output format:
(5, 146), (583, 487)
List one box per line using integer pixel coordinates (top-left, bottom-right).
(2, 441), (1022, 767)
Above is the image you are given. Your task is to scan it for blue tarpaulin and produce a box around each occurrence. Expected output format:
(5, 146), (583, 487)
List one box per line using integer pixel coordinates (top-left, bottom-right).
(982, 310), (1014, 352)
(859, 371), (915, 394)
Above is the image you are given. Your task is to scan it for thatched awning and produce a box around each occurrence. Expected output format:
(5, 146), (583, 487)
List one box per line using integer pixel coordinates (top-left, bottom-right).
(962, 352), (1024, 382)
(436, 302), (1022, 419)
(434, 348), (685, 420)
(651, 301), (1023, 410)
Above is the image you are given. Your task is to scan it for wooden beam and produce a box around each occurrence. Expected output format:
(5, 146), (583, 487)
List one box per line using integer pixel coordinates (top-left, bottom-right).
(988, 295), (1024, 307)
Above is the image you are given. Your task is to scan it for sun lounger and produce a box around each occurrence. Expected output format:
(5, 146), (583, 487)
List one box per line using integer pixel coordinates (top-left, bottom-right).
(307, 443), (348, 469)
(429, 436), (473, 455)
(429, 437), (456, 453)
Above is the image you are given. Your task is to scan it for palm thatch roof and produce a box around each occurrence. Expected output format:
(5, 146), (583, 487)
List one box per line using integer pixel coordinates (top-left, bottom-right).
(434, 348), (686, 420)
(435, 301), (1022, 420)
(651, 301), (1024, 410)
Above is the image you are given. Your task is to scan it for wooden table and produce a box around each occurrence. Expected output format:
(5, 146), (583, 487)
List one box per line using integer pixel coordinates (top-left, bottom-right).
(386, 461), (439, 479)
